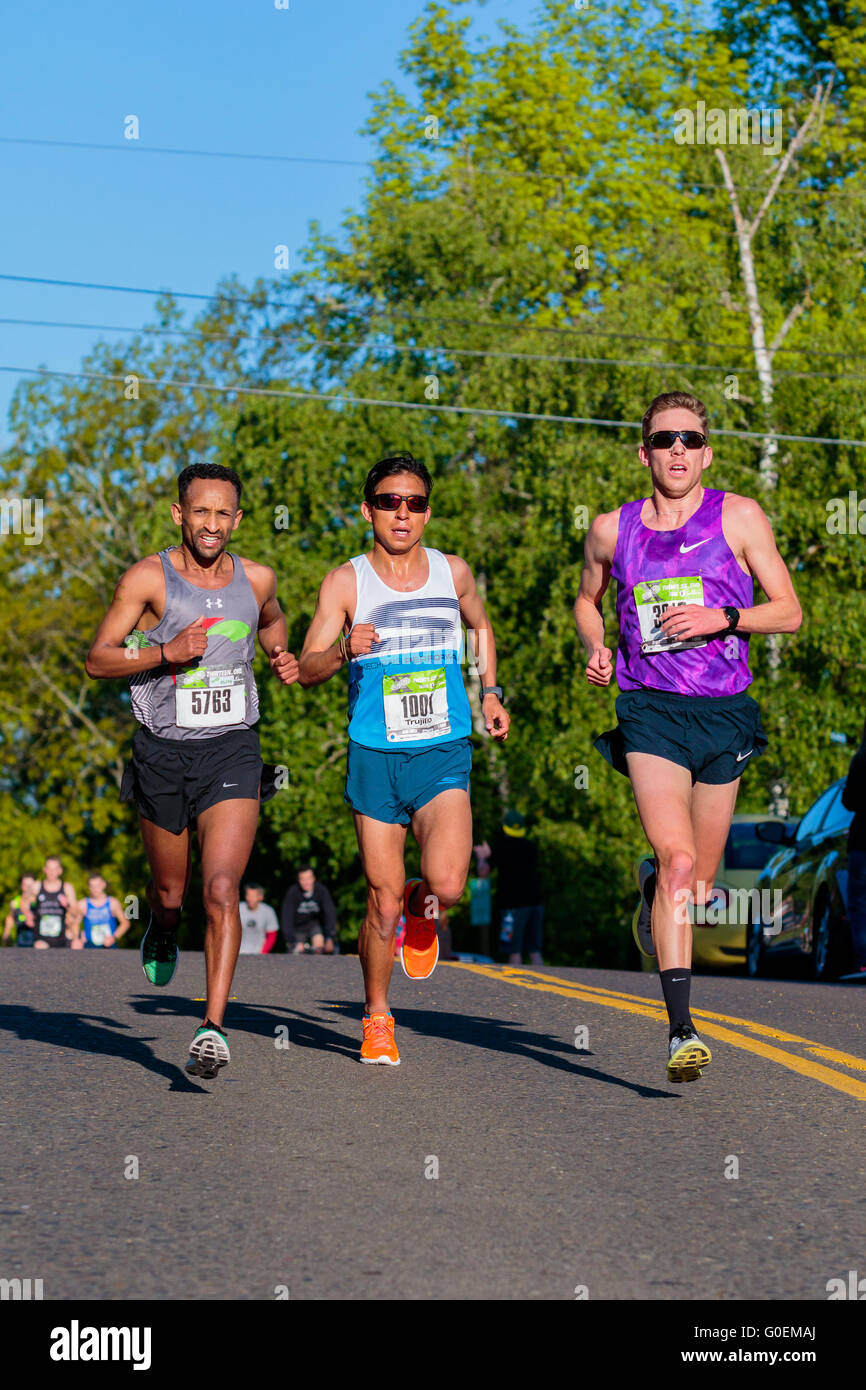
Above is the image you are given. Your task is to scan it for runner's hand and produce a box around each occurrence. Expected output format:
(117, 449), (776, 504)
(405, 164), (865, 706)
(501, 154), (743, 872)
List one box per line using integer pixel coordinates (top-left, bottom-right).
(270, 646), (300, 685)
(164, 617), (209, 664)
(482, 693), (509, 742)
(473, 841), (491, 860)
(348, 624), (380, 657)
(103, 934), (116, 948)
(659, 606), (726, 640)
(586, 645), (613, 686)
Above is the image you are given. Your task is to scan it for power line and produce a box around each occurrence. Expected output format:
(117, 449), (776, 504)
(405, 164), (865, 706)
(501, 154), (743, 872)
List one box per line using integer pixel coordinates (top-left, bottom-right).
(2, 362), (864, 447)
(1, 273), (860, 362)
(3, 130), (863, 201)
(1, 314), (864, 383)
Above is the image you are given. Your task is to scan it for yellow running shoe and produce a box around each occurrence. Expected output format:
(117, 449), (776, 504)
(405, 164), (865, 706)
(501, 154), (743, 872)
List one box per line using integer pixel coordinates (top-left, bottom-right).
(360, 1012), (400, 1065)
(667, 1026), (712, 1083)
(400, 877), (439, 980)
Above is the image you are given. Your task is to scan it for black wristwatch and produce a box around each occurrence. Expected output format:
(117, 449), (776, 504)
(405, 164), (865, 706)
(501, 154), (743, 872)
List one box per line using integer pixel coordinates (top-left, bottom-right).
(480, 685), (503, 700)
(722, 606), (740, 631)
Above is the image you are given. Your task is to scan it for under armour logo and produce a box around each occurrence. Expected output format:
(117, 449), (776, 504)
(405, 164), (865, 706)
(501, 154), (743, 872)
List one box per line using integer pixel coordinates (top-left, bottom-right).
(205, 597), (224, 610)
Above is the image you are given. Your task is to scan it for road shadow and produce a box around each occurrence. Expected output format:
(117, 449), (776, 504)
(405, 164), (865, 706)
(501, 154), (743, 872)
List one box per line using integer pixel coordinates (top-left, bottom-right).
(129, 995), (359, 1061)
(327, 1000), (674, 1099)
(0, 1003), (208, 1093)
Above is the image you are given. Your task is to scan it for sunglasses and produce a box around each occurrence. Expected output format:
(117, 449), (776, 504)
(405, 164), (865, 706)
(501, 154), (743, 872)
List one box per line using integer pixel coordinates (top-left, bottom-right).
(647, 429), (708, 450)
(370, 492), (429, 513)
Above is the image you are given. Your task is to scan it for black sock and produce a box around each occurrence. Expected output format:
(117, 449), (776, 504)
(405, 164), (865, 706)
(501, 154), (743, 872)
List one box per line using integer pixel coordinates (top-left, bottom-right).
(659, 968), (692, 1037)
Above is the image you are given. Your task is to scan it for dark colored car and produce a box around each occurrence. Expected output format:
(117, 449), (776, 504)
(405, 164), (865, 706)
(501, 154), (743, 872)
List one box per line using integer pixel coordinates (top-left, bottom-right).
(746, 778), (855, 981)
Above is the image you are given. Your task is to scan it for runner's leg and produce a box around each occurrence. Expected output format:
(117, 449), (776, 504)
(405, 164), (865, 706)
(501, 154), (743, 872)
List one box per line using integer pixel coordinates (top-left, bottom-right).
(691, 778), (741, 915)
(625, 754), (695, 971)
(409, 788), (473, 919)
(353, 811), (407, 1014)
(139, 815), (192, 929)
(196, 798), (259, 1028)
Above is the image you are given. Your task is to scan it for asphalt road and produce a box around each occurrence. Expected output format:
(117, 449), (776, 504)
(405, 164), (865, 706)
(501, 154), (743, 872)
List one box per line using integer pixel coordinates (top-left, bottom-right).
(1, 951), (864, 1301)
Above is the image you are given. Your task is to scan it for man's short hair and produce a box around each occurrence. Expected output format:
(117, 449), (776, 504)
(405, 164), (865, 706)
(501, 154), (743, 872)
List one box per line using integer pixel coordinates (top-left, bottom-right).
(87, 871), (105, 881)
(642, 392), (708, 446)
(244, 882), (264, 894)
(363, 453), (432, 506)
(45, 856), (62, 870)
(177, 463), (242, 507)
(297, 864), (315, 877)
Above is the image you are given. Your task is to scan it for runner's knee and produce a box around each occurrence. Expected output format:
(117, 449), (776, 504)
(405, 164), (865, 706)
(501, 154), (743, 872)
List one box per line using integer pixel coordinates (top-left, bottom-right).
(203, 870), (241, 914)
(423, 872), (464, 909)
(148, 879), (184, 913)
(366, 886), (402, 936)
(656, 850), (696, 896)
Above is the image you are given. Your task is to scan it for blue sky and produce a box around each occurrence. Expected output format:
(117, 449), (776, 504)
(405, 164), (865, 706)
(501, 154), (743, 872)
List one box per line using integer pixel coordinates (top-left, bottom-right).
(0, 0), (545, 444)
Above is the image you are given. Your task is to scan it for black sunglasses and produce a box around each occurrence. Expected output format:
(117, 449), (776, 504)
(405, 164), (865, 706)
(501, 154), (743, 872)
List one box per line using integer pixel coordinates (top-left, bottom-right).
(647, 429), (708, 450)
(370, 492), (429, 513)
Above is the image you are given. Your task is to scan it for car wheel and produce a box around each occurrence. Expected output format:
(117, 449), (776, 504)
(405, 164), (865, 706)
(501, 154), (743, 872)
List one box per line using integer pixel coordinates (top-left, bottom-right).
(745, 910), (765, 977)
(811, 897), (842, 982)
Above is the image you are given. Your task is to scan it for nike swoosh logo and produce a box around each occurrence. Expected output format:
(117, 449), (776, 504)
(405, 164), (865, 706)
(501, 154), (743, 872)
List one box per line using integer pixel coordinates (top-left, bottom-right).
(222, 782), (239, 787)
(679, 538), (713, 554)
(671, 977), (688, 983)
(736, 750), (753, 762)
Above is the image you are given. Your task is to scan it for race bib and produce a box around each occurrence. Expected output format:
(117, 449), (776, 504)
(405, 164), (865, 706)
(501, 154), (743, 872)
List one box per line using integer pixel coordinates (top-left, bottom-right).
(635, 576), (708, 654)
(383, 668), (450, 743)
(175, 666), (246, 729)
(89, 920), (112, 947)
(39, 913), (63, 939)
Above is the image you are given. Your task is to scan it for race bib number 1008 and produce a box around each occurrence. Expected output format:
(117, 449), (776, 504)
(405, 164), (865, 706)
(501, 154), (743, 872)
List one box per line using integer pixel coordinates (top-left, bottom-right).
(383, 668), (450, 742)
(634, 576), (708, 654)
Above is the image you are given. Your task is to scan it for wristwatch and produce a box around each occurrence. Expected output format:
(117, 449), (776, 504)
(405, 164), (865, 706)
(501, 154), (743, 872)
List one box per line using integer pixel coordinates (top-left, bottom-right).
(722, 606), (740, 631)
(480, 685), (503, 700)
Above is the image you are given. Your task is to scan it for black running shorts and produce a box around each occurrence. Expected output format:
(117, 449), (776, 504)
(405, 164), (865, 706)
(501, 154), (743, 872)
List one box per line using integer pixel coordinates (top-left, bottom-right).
(121, 726), (279, 835)
(593, 688), (768, 786)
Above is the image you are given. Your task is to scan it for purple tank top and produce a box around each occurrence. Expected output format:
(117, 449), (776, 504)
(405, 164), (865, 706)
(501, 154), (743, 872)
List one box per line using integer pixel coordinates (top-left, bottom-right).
(612, 488), (753, 696)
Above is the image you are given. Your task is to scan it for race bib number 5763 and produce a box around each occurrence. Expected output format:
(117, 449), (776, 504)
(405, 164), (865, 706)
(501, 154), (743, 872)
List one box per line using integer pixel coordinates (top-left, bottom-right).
(175, 666), (246, 728)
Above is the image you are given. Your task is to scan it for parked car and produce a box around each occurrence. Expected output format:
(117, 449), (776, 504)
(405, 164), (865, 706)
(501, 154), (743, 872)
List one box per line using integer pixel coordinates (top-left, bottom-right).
(746, 778), (855, 981)
(635, 813), (798, 972)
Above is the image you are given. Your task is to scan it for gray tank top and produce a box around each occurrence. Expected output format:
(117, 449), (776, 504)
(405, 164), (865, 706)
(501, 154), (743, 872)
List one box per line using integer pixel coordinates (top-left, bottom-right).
(129, 549), (260, 741)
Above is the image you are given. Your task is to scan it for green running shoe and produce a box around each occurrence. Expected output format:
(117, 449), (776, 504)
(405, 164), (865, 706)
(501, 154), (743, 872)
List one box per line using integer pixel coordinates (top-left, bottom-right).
(140, 917), (179, 987)
(186, 1021), (230, 1079)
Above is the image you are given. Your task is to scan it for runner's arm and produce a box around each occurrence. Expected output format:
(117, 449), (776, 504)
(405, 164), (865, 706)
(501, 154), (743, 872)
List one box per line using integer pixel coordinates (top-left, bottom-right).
(2, 911), (14, 942)
(319, 886), (337, 939)
(724, 497), (803, 634)
(262, 904), (279, 953)
(64, 883), (80, 939)
(109, 898), (131, 942)
(280, 886), (298, 944)
(575, 512), (618, 684)
(250, 563), (299, 686)
(447, 555), (509, 741)
(297, 567), (356, 688)
(85, 560), (165, 678)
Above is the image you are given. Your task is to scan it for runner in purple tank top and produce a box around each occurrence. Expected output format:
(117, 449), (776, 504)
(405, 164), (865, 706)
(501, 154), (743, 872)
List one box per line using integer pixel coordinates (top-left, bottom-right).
(86, 464), (300, 1080)
(575, 392), (802, 1084)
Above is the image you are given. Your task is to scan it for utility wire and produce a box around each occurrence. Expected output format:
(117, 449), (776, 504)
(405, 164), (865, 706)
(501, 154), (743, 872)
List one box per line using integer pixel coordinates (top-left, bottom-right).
(1, 274), (860, 362)
(1, 314), (864, 383)
(2, 362), (864, 447)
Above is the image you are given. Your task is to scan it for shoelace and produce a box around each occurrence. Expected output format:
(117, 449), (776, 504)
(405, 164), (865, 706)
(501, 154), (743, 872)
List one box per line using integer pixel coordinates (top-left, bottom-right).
(366, 1015), (393, 1041)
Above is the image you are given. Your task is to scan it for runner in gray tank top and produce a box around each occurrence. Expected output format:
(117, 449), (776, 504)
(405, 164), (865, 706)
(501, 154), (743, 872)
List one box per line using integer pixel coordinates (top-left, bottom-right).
(86, 464), (299, 1079)
(575, 392), (802, 1084)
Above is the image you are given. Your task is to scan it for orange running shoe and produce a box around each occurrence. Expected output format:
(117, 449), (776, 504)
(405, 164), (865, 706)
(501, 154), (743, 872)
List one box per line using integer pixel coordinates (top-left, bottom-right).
(360, 1012), (400, 1065)
(400, 877), (439, 980)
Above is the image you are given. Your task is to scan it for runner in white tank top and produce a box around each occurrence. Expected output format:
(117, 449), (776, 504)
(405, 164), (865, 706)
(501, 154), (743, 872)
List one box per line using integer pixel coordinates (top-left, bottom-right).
(297, 454), (510, 1066)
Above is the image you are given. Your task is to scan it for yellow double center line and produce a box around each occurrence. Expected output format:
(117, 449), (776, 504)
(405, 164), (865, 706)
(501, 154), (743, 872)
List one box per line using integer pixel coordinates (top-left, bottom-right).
(447, 962), (866, 1102)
